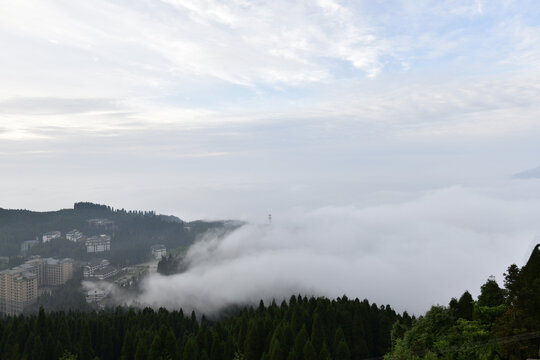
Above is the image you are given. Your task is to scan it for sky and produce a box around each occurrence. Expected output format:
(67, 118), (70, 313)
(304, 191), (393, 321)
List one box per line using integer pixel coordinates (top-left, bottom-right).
(2, 0), (540, 313)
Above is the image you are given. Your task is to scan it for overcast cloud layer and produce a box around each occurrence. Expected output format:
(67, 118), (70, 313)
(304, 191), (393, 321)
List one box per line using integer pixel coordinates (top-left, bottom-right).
(2, 1), (540, 313)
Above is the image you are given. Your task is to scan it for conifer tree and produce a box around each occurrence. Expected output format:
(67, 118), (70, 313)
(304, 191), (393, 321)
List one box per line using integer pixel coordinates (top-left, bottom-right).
(303, 340), (317, 360)
(335, 340), (351, 360)
(183, 336), (199, 360)
(269, 338), (283, 360)
(318, 342), (331, 360)
(293, 325), (309, 360)
(78, 321), (93, 360)
(477, 277), (505, 307)
(457, 291), (474, 320)
(134, 336), (148, 360)
(209, 332), (222, 360)
(149, 334), (163, 360)
(332, 327), (346, 354)
(310, 314), (325, 353)
(244, 319), (264, 360)
(121, 330), (136, 360)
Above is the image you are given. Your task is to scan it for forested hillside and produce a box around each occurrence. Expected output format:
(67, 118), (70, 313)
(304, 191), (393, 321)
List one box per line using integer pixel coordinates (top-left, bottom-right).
(0, 202), (239, 265)
(0, 295), (398, 360)
(385, 244), (540, 359)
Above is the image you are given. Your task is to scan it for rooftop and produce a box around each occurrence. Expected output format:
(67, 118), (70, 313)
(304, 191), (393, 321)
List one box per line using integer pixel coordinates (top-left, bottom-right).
(93, 266), (117, 276)
(88, 258), (109, 267)
(86, 235), (111, 243)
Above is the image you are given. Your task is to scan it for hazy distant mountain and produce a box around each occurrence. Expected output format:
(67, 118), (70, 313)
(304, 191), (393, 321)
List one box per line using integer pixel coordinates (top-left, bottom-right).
(513, 166), (540, 179)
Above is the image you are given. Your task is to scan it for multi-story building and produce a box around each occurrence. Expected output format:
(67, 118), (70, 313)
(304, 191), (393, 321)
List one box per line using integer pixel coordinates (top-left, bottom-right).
(66, 229), (83, 242)
(0, 267), (38, 315)
(42, 231), (61, 243)
(151, 245), (167, 260)
(92, 266), (118, 280)
(85, 235), (111, 253)
(0, 256), (74, 315)
(43, 258), (74, 286)
(84, 258), (110, 278)
(86, 288), (110, 303)
(84, 259), (117, 280)
(20, 258), (44, 285)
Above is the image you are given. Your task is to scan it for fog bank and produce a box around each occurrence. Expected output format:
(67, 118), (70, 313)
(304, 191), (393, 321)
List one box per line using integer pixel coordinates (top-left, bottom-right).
(128, 183), (540, 315)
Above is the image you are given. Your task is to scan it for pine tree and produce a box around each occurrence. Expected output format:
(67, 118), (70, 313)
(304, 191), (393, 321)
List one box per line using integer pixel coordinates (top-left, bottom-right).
(269, 338), (283, 360)
(310, 314), (325, 353)
(183, 336), (199, 360)
(477, 277), (505, 307)
(134, 336), (148, 360)
(318, 342), (331, 360)
(23, 332), (37, 359)
(163, 327), (177, 359)
(244, 319), (264, 360)
(332, 327), (346, 354)
(302, 340), (316, 360)
(78, 321), (94, 360)
(148, 334), (163, 360)
(292, 325), (308, 360)
(457, 291), (474, 320)
(504, 264), (520, 306)
(335, 340), (350, 360)
(121, 330), (136, 360)
(209, 332), (222, 360)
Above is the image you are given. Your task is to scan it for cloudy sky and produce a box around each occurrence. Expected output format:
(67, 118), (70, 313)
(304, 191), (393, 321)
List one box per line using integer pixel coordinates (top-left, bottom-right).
(2, 0), (540, 311)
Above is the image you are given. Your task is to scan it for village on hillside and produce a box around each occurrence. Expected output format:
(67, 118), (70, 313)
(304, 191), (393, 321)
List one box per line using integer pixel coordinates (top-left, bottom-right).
(0, 217), (168, 314)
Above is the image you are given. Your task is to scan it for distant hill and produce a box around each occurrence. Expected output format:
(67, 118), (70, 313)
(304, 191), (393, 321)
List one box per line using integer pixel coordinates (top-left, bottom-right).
(0, 202), (242, 266)
(513, 166), (540, 179)
(157, 214), (184, 223)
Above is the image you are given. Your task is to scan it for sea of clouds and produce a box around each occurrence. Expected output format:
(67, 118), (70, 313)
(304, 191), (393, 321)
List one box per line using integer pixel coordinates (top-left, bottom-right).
(122, 181), (540, 315)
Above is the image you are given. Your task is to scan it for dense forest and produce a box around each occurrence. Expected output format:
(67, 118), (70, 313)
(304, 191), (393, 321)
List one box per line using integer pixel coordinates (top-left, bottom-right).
(0, 295), (398, 360)
(385, 244), (540, 359)
(0, 202), (239, 266)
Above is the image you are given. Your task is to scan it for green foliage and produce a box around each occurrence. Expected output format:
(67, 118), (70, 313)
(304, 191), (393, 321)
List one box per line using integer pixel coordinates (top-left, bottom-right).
(456, 291), (474, 320)
(302, 340), (316, 360)
(335, 340), (351, 360)
(157, 253), (185, 275)
(477, 277), (505, 307)
(59, 350), (78, 360)
(318, 342), (331, 360)
(385, 244), (540, 360)
(27, 237), (86, 259)
(25, 269), (90, 313)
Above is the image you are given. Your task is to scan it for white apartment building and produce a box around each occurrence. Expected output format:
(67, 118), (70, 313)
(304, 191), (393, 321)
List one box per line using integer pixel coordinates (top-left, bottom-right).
(84, 258), (110, 278)
(66, 229), (83, 242)
(86, 288), (110, 303)
(151, 244), (166, 260)
(85, 235), (111, 253)
(42, 231), (61, 243)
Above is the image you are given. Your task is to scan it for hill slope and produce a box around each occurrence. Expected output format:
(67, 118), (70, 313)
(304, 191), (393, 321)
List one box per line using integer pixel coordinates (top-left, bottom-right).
(0, 202), (240, 265)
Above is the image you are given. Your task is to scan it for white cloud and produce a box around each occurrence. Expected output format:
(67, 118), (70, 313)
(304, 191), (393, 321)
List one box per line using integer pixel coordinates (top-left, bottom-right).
(0, 0), (383, 91)
(130, 184), (540, 314)
(1, 0), (539, 141)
